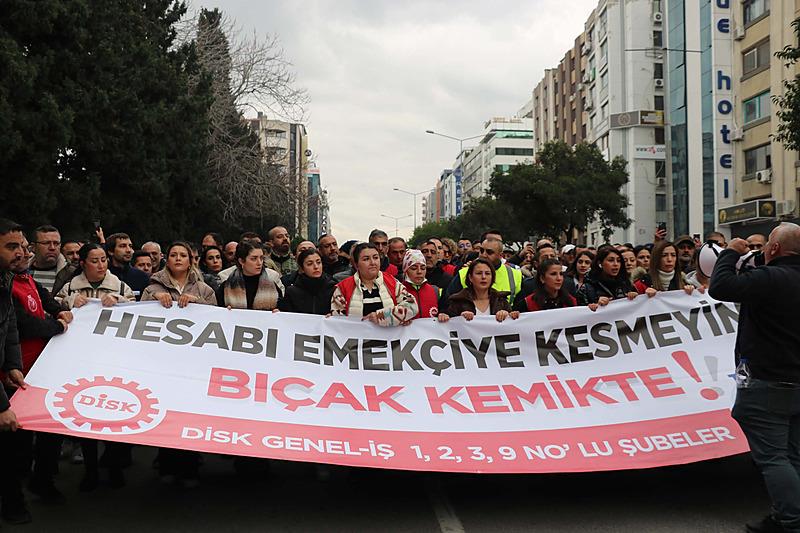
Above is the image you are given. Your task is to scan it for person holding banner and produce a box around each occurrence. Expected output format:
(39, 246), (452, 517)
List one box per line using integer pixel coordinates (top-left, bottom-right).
(438, 258), (519, 322)
(515, 258), (576, 312)
(576, 246), (637, 310)
(709, 223), (800, 533)
(141, 242), (217, 308)
(633, 241), (697, 296)
(401, 249), (441, 320)
(216, 241), (284, 311)
(278, 249), (337, 315)
(55, 244), (136, 309)
(0, 219), (30, 525)
(141, 241), (215, 487)
(330, 242), (417, 326)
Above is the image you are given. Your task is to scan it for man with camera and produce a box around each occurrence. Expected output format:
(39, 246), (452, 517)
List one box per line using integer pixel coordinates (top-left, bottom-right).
(710, 222), (800, 533)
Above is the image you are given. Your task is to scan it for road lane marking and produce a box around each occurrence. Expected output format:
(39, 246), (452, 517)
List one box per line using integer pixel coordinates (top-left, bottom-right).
(426, 476), (465, 533)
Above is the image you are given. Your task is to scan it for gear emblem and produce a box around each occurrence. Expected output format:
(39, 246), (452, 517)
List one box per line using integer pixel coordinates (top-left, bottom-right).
(47, 376), (164, 435)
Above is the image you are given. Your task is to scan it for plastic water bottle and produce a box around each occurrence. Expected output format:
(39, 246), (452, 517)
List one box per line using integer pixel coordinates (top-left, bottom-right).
(735, 358), (751, 388)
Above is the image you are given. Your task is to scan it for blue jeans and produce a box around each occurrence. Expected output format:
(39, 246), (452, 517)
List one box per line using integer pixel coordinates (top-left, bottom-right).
(732, 379), (800, 532)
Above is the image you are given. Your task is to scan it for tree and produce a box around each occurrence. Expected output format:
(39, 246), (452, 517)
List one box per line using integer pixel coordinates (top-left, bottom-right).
(409, 197), (526, 247)
(489, 140), (630, 243)
(0, 0), (218, 243)
(773, 17), (800, 150)
(185, 9), (307, 235)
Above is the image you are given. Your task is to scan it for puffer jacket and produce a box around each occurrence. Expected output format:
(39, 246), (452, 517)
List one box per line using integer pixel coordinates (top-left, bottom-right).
(55, 271), (136, 309)
(141, 269), (217, 305)
(445, 288), (511, 316)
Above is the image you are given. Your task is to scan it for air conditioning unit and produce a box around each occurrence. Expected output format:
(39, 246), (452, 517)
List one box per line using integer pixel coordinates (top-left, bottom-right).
(730, 128), (744, 141)
(585, 99), (594, 111)
(657, 177), (666, 187)
(653, 12), (663, 23)
(654, 78), (665, 88)
(577, 83), (584, 91)
(582, 72), (591, 84)
(569, 94), (576, 102)
(733, 26), (746, 40)
(581, 44), (590, 56)
(777, 199), (797, 217)
(756, 169), (773, 184)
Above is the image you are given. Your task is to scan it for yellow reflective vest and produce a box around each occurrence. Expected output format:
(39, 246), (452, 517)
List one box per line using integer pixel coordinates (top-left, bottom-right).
(458, 262), (523, 303)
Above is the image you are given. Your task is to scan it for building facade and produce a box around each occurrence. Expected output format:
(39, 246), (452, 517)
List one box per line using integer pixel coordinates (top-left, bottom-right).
(306, 169), (330, 243)
(529, 0), (667, 246)
(460, 116), (534, 204)
(722, 0), (800, 236)
(248, 112), (310, 236)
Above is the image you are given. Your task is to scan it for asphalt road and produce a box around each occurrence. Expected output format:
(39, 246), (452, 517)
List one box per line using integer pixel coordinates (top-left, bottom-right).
(14, 446), (768, 532)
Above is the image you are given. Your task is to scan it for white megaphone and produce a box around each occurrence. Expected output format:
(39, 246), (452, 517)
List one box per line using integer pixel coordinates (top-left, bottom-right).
(697, 241), (764, 278)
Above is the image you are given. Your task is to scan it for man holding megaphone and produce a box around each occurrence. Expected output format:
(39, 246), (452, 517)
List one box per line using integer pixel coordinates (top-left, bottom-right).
(709, 223), (800, 533)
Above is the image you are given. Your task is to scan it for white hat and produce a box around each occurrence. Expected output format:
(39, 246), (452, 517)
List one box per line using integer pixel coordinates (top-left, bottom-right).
(561, 244), (576, 254)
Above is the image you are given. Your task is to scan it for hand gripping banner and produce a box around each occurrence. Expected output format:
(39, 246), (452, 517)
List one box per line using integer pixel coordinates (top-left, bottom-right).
(11, 293), (748, 473)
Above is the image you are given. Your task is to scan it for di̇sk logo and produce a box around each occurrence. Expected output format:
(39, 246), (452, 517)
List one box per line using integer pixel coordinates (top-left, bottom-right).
(47, 376), (164, 435)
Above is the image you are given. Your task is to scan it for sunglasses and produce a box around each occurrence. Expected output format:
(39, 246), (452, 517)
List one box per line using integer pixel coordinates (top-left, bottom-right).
(748, 244), (763, 250)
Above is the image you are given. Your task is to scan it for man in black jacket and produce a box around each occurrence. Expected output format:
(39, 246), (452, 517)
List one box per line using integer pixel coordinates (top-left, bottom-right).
(106, 232), (149, 300)
(0, 219), (29, 524)
(709, 222), (800, 533)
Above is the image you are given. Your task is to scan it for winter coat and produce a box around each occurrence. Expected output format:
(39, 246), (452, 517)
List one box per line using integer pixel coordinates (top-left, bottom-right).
(109, 263), (150, 300)
(331, 272), (418, 326)
(519, 290), (577, 312)
(633, 271), (686, 294)
(402, 280), (441, 319)
(278, 274), (337, 315)
(271, 253), (299, 276)
(141, 269), (217, 305)
(0, 272), (22, 412)
(576, 272), (636, 305)
(56, 271), (136, 309)
(709, 252), (800, 383)
(445, 288), (511, 317)
(11, 274), (65, 373)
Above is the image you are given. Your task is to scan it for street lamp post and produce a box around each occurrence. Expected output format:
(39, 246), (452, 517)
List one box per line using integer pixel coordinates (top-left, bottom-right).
(393, 188), (433, 231)
(380, 214), (412, 237)
(425, 129), (484, 219)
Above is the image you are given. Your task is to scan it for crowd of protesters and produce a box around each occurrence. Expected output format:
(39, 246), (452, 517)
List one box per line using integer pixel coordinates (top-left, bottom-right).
(0, 216), (786, 526)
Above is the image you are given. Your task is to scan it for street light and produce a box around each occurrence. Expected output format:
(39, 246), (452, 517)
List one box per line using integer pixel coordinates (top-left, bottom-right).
(425, 129), (484, 218)
(380, 214), (412, 237)
(393, 187), (433, 231)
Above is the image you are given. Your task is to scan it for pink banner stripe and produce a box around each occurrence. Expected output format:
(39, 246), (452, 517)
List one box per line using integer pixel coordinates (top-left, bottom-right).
(12, 385), (748, 473)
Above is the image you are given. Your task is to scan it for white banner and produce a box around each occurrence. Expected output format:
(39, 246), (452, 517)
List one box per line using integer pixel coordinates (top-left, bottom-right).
(11, 292), (748, 473)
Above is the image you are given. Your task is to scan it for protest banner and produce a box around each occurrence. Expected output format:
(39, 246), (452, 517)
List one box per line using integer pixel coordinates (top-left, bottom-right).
(11, 292), (748, 473)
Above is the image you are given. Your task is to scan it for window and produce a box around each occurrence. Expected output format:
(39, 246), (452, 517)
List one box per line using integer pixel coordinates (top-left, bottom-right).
(743, 0), (769, 24)
(655, 127), (665, 144)
(654, 63), (664, 79)
(495, 148), (533, 156)
(654, 95), (665, 110)
(743, 40), (770, 76)
(601, 103), (609, 120)
(600, 41), (608, 61)
(653, 31), (663, 48)
(744, 144), (771, 175)
(743, 91), (770, 123)
(655, 194), (667, 212)
(600, 70), (608, 89)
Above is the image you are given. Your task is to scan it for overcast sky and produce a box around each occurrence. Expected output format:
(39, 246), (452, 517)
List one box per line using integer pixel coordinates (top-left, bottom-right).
(199, 0), (598, 240)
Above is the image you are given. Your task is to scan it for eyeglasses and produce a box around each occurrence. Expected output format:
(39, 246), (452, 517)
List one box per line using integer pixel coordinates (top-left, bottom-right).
(35, 241), (61, 248)
(748, 244), (763, 250)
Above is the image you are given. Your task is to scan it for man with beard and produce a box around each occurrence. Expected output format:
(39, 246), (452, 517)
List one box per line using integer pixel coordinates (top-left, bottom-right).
(106, 233), (149, 300)
(27, 225), (67, 295)
(268, 226), (298, 276)
(0, 219), (29, 524)
(9, 235), (72, 506)
(318, 234), (350, 279)
(674, 235), (697, 274)
(443, 238), (522, 305)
